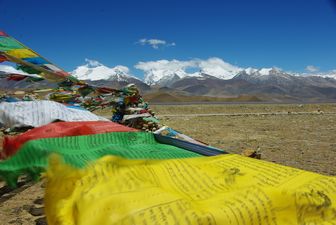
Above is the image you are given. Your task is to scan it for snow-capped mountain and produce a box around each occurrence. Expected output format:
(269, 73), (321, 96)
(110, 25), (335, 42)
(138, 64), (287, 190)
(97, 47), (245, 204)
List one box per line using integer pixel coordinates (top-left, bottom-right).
(198, 58), (242, 80)
(304, 71), (336, 80)
(137, 58), (242, 86)
(323, 72), (336, 80)
(143, 69), (201, 86)
(71, 58), (336, 89)
(244, 67), (283, 76)
(233, 67), (336, 98)
(69, 59), (150, 92)
(136, 59), (200, 86)
(234, 67), (295, 85)
(71, 59), (140, 82)
(240, 67), (336, 81)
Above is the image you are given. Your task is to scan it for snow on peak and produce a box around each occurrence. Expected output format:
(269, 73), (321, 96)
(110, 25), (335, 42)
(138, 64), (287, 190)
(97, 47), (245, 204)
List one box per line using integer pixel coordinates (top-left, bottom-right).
(244, 67), (258, 75)
(303, 70), (336, 80)
(135, 57), (241, 85)
(135, 59), (200, 85)
(71, 59), (138, 81)
(323, 71), (336, 80)
(259, 68), (273, 75)
(244, 67), (283, 76)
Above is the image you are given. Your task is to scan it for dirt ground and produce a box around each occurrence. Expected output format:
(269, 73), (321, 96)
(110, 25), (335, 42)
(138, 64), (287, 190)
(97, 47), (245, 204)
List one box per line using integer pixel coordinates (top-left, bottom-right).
(0, 180), (45, 225)
(152, 103), (336, 175)
(0, 103), (335, 224)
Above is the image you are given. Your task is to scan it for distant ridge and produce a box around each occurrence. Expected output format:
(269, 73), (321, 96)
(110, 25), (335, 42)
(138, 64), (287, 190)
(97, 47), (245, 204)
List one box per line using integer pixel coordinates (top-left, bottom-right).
(144, 92), (262, 103)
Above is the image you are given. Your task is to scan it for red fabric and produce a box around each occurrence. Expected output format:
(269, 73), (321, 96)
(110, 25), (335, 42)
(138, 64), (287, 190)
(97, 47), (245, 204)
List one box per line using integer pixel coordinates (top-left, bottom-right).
(2, 121), (138, 159)
(97, 87), (117, 94)
(7, 74), (27, 81)
(0, 55), (7, 63)
(55, 71), (69, 77)
(0, 31), (9, 36)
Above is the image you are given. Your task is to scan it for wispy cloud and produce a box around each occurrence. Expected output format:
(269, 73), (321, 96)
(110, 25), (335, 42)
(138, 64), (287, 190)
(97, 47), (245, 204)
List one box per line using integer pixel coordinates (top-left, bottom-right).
(305, 65), (319, 73)
(137, 38), (176, 49)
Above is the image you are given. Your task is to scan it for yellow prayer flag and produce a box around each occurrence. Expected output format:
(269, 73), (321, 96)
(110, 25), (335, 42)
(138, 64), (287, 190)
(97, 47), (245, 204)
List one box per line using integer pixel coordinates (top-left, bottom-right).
(6, 48), (38, 59)
(45, 154), (336, 225)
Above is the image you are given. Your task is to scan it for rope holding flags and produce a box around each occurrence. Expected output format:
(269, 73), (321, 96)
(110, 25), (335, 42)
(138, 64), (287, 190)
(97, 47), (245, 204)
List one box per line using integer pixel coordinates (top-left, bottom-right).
(0, 31), (78, 82)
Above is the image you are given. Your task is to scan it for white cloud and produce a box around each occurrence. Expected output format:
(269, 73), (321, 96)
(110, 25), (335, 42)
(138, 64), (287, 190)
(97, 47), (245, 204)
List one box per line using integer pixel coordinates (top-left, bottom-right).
(197, 58), (241, 78)
(135, 59), (196, 71)
(135, 57), (242, 85)
(305, 65), (319, 73)
(84, 58), (102, 67)
(137, 38), (176, 49)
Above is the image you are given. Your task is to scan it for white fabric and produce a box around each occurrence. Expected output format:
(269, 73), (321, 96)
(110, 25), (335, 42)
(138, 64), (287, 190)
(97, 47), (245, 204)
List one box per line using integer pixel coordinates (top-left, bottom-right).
(0, 70), (42, 78)
(122, 113), (152, 122)
(0, 100), (108, 128)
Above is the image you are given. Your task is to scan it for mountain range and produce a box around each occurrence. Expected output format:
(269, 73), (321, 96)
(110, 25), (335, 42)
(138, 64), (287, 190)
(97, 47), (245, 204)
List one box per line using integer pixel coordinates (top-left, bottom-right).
(1, 59), (336, 102)
(71, 60), (336, 102)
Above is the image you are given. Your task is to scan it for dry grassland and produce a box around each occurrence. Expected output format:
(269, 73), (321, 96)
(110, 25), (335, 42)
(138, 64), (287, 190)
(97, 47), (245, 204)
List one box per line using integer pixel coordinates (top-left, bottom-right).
(151, 103), (336, 175)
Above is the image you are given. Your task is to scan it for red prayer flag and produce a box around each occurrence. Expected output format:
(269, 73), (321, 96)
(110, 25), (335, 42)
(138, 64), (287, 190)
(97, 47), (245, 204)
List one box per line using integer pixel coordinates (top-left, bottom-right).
(0, 31), (9, 37)
(2, 121), (138, 159)
(0, 54), (7, 62)
(7, 74), (27, 81)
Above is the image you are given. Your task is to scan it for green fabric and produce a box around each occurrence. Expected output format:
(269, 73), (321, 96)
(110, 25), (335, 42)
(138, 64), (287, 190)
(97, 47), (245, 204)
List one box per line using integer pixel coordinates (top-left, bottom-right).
(26, 77), (45, 82)
(17, 65), (41, 74)
(0, 36), (24, 51)
(0, 132), (201, 187)
(78, 86), (95, 97)
(143, 117), (160, 123)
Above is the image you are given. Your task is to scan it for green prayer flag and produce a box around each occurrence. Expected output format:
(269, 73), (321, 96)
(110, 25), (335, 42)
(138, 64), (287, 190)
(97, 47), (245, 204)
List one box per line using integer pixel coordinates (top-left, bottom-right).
(0, 37), (24, 51)
(0, 132), (201, 187)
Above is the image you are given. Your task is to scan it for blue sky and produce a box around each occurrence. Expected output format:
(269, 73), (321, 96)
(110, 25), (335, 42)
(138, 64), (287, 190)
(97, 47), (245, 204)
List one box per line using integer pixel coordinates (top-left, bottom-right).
(1, 0), (336, 78)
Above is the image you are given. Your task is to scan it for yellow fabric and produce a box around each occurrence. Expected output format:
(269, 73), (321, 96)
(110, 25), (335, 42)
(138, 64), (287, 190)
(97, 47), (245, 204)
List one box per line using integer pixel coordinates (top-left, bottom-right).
(39, 72), (64, 82)
(6, 48), (38, 58)
(45, 154), (336, 225)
